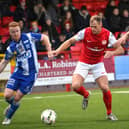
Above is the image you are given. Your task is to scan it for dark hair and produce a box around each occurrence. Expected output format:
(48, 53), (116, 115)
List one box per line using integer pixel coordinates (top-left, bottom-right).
(80, 5), (87, 11)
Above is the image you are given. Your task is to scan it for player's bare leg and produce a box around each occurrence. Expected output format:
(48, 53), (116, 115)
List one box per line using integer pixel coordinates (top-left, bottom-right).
(2, 89), (24, 125)
(96, 75), (118, 121)
(3, 88), (14, 115)
(72, 74), (90, 110)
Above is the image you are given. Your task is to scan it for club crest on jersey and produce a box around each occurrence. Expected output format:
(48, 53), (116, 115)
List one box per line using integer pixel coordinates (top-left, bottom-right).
(17, 44), (25, 54)
(102, 40), (107, 45)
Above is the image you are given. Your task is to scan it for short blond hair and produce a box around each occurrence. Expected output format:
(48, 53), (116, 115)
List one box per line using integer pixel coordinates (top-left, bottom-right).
(90, 15), (102, 24)
(9, 21), (20, 28)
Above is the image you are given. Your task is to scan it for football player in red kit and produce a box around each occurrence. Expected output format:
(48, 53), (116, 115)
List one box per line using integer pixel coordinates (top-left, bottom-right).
(52, 15), (124, 120)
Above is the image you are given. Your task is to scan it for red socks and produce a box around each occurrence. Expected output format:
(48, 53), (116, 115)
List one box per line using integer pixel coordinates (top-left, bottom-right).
(74, 86), (112, 115)
(74, 86), (89, 98)
(103, 90), (112, 115)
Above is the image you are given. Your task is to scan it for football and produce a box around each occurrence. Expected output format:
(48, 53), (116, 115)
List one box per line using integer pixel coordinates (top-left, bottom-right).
(41, 109), (56, 125)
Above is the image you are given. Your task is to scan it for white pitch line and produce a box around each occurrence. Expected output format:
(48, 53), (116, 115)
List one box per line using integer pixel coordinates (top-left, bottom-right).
(112, 91), (129, 94)
(28, 94), (79, 100)
(0, 93), (94, 102)
(0, 91), (129, 102)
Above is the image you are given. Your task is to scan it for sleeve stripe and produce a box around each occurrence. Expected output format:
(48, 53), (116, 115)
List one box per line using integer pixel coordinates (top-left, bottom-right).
(7, 47), (13, 54)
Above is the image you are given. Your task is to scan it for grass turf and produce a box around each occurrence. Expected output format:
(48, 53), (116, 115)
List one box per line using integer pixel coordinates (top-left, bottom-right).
(0, 87), (129, 129)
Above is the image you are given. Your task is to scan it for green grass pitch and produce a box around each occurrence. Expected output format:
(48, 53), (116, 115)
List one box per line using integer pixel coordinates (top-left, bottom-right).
(0, 87), (129, 129)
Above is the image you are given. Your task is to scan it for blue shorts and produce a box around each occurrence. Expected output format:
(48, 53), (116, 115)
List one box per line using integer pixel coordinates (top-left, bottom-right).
(6, 73), (37, 94)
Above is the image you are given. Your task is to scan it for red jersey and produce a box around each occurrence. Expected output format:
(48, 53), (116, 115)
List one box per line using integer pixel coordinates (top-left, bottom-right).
(75, 27), (116, 64)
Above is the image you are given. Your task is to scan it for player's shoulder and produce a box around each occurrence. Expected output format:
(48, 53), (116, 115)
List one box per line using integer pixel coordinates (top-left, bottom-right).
(25, 32), (41, 37)
(85, 27), (90, 31)
(22, 32), (31, 37)
(86, 27), (91, 30)
(21, 32), (34, 40)
(102, 27), (110, 33)
(8, 40), (16, 48)
(101, 28), (111, 37)
(85, 27), (92, 33)
(7, 40), (17, 52)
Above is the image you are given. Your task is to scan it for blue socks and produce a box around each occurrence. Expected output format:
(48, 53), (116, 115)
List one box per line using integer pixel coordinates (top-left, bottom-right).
(5, 97), (20, 119)
(6, 101), (20, 119)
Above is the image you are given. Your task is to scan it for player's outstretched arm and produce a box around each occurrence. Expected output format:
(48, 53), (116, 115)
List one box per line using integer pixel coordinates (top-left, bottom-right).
(114, 31), (129, 47)
(0, 59), (9, 73)
(104, 45), (124, 58)
(41, 34), (53, 59)
(104, 31), (125, 58)
(53, 36), (77, 56)
(112, 45), (124, 55)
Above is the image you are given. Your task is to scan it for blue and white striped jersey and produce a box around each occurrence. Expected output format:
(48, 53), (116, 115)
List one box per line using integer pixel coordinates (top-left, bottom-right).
(5, 32), (42, 75)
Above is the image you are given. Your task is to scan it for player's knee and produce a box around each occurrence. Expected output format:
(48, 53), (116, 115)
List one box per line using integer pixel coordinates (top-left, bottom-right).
(4, 92), (12, 100)
(72, 82), (81, 90)
(14, 96), (21, 102)
(100, 85), (109, 92)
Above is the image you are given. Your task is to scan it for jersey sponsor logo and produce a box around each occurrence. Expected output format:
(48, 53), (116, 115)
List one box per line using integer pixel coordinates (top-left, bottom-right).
(25, 44), (31, 49)
(87, 46), (104, 52)
(24, 40), (29, 44)
(87, 40), (92, 43)
(17, 50), (32, 62)
(102, 40), (107, 45)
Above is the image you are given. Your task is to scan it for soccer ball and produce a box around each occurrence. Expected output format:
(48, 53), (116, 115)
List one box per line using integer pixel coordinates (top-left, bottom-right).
(41, 109), (56, 125)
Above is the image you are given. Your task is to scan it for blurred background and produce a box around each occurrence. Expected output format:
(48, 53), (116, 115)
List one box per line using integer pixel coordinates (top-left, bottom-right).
(0, 0), (129, 94)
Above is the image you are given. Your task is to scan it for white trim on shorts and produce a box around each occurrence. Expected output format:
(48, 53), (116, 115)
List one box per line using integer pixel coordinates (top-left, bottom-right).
(73, 61), (107, 80)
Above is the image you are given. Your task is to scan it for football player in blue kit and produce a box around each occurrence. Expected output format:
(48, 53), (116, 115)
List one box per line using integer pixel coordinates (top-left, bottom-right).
(0, 21), (53, 125)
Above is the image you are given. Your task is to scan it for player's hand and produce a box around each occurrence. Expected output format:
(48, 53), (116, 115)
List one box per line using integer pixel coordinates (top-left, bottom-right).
(48, 51), (54, 60)
(52, 50), (60, 57)
(104, 51), (114, 58)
